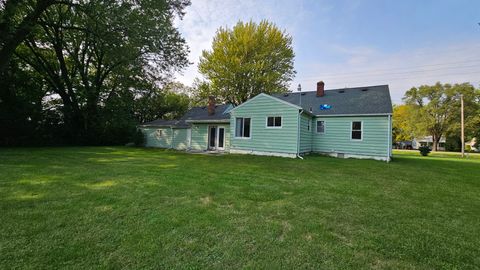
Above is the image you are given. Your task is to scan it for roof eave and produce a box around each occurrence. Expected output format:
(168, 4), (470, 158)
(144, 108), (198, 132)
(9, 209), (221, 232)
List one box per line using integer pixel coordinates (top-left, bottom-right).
(185, 119), (230, 123)
(315, 113), (393, 117)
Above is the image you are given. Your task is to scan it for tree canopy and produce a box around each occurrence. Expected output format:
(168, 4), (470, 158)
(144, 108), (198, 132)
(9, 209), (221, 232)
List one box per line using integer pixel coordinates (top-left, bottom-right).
(402, 82), (479, 151)
(0, 0), (191, 146)
(198, 20), (295, 105)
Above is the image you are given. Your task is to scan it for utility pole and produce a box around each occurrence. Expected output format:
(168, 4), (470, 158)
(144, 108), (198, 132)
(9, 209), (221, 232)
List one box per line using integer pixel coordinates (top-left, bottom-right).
(461, 94), (465, 157)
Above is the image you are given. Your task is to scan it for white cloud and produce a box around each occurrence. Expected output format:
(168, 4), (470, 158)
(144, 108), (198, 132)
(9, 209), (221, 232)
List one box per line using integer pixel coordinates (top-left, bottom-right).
(173, 1), (480, 104)
(174, 0), (312, 84)
(296, 41), (480, 103)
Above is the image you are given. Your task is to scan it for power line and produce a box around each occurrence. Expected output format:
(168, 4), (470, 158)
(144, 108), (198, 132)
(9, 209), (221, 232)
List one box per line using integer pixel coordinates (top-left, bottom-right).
(300, 63), (480, 80)
(298, 70), (480, 89)
(298, 58), (480, 79)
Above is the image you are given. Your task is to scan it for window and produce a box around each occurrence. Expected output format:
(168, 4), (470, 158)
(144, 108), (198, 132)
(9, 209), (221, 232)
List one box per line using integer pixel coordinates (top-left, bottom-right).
(155, 129), (163, 139)
(235, 117), (251, 138)
(307, 120), (310, 131)
(316, 120), (325, 134)
(266, 116), (282, 128)
(351, 121), (362, 140)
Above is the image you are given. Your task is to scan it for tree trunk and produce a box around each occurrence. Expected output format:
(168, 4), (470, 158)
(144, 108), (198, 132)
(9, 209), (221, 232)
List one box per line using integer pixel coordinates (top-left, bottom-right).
(0, 0), (55, 73)
(432, 134), (439, 151)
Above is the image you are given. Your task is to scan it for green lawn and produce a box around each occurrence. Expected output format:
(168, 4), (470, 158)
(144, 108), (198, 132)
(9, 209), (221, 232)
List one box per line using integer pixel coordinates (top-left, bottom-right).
(1, 147), (479, 269)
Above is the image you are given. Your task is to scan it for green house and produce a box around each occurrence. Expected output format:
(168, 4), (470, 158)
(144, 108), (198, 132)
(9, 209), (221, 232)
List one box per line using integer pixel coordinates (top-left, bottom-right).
(139, 82), (393, 161)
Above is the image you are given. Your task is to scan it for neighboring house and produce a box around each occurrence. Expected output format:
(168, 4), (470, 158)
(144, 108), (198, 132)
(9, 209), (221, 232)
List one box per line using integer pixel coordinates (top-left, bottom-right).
(139, 82), (393, 161)
(412, 136), (446, 151)
(466, 137), (478, 152)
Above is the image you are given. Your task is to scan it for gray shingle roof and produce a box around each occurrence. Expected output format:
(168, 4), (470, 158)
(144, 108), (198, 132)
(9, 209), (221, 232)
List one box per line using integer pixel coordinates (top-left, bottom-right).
(140, 104), (233, 128)
(272, 85), (392, 115)
(180, 104), (232, 122)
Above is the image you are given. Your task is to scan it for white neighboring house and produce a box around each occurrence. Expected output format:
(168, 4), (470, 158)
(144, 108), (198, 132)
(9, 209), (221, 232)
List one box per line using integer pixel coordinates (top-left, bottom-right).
(467, 137), (478, 152)
(412, 136), (446, 151)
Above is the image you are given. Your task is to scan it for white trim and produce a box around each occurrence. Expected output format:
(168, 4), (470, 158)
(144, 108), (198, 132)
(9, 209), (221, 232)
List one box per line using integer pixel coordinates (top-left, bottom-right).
(234, 117), (252, 139)
(350, 120), (363, 141)
(265, 116), (283, 128)
(230, 148), (297, 158)
(185, 119), (230, 123)
(186, 128), (192, 149)
(315, 113), (392, 117)
(316, 120), (326, 134)
(296, 110), (301, 155)
(229, 93), (302, 113)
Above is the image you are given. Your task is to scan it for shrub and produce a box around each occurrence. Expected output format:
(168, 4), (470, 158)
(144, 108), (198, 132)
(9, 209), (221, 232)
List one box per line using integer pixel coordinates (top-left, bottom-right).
(419, 146), (431, 156)
(466, 144), (472, 152)
(133, 129), (145, 147)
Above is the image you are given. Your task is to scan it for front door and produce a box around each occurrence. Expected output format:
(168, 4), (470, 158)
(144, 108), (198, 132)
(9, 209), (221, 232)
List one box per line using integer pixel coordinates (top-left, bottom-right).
(208, 126), (225, 151)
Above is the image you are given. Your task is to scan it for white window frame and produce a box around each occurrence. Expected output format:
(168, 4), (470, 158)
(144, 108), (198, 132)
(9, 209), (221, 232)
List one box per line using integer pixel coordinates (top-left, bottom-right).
(235, 117), (251, 139)
(266, 116), (282, 128)
(350, 121), (363, 141)
(316, 120), (326, 134)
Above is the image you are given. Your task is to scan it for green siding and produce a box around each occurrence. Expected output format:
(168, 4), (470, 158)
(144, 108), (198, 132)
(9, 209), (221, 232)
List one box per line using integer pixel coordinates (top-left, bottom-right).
(142, 127), (173, 148)
(191, 123), (230, 151)
(172, 128), (189, 150)
(230, 94), (299, 154)
(191, 124), (208, 150)
(312, 116), (390, 157)
(299, 113), (313, 153)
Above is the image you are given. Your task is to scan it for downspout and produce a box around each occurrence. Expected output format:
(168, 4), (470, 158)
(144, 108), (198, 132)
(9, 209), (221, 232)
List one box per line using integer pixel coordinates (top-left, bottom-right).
(297, 110), (304, 159)
(171, 126), (174, 149)
(387, 115), (391, 162)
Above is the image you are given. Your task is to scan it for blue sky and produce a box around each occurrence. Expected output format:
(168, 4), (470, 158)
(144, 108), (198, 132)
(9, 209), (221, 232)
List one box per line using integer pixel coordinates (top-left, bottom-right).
(175, 0), (480, 103)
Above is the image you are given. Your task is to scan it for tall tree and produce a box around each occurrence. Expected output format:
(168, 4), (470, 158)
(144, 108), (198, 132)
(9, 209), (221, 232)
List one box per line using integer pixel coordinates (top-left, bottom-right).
(198, 20), (295, 105)
(403, 82), (478, 151)
(0, 0), (74, 73)
(13, 0), (190, 144)
(392, 104), (416, 142)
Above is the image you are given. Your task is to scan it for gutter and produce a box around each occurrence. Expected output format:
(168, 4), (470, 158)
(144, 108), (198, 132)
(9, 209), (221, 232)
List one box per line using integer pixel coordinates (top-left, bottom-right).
(315, 113), (393, 117)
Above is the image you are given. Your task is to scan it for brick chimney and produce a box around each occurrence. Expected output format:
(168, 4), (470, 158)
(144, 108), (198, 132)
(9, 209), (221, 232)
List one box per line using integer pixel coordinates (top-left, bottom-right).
(316, 81), (325, 97)
(207, 96), (215, 115)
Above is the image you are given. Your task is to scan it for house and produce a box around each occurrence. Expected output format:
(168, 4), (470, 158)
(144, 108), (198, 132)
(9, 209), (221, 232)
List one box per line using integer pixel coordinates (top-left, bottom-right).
(412, 136), (446, 151)
(139, 82), (393, 161)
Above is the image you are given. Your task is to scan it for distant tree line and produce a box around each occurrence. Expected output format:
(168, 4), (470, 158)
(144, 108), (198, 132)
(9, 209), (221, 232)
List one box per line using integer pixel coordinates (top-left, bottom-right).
(393, 82), (480, 151)
(0, 0), (192, 146)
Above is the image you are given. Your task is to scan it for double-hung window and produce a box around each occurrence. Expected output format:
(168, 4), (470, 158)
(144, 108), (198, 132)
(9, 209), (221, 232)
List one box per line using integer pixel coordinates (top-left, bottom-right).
(235, 117), (251, 138)
(351, 121), (362, 140)
(266, 116), (282, 128)
(316, 120), (325, 134)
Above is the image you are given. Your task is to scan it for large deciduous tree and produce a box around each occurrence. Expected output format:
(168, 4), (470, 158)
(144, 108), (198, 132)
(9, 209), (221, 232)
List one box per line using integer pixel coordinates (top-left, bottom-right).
(198, 20), (295, 105)
(10, 0), (190, 144)
(392, 104), (416, 142)
(0, 0), (74, 73)
(403, 82), (479, 151)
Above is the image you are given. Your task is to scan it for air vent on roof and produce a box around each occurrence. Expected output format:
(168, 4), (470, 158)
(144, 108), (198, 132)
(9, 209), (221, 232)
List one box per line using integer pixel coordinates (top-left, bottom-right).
(301, 92), (306, 95)
(283, 93), (289, 97)
(339, 90), (345, 93)
(361, 88), (368, 91)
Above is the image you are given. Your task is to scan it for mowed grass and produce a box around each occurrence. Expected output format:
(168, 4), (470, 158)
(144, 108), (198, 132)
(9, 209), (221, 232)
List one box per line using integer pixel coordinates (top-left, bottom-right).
(0, 147), (479, 269)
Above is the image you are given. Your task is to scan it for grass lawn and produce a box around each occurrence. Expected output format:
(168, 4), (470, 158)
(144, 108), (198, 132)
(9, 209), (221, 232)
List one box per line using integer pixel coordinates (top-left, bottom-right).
(1, 147), (479, 269)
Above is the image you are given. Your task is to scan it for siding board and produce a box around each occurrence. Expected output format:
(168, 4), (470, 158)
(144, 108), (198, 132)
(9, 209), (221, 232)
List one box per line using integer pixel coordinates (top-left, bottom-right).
(230, 94), (299, 154)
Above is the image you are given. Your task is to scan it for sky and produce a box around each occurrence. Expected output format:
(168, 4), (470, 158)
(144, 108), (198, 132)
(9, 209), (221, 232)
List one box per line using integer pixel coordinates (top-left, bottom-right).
(174, 0), (480, 103)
